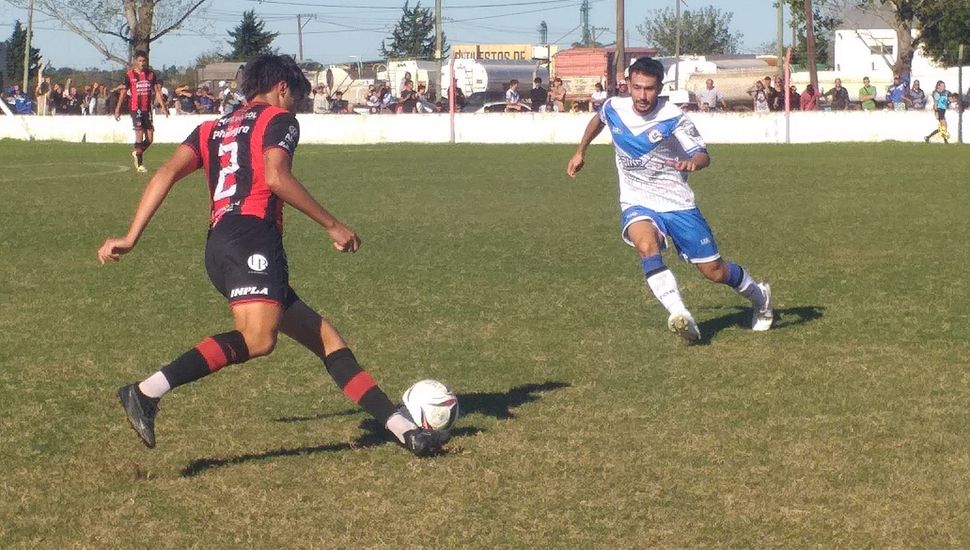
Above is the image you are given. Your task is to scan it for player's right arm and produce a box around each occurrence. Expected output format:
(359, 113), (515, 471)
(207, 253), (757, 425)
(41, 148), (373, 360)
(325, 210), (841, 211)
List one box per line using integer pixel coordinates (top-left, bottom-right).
(97, 146), (200, 264)
(567, 113), (605, 177)
(263, 148), (361, 253)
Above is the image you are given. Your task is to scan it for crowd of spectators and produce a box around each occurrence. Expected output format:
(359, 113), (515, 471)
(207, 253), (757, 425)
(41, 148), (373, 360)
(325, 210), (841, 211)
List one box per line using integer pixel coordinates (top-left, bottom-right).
(708, 73), (965, 113)
(7, 68), (965, 117)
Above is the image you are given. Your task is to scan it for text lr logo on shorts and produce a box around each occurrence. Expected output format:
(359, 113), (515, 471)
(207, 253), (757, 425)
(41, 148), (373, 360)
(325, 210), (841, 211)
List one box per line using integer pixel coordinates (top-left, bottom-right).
(247, 254), (268, 272)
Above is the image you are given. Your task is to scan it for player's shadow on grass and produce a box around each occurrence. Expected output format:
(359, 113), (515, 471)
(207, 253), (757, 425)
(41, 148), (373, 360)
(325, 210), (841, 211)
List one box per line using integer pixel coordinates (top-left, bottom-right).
(180, 381), (570, 477)
(696, 305), (824, 344)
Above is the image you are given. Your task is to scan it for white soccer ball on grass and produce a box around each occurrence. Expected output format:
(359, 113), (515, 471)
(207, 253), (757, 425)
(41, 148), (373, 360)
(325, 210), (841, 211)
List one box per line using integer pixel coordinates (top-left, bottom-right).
(402, 379), (459, 432)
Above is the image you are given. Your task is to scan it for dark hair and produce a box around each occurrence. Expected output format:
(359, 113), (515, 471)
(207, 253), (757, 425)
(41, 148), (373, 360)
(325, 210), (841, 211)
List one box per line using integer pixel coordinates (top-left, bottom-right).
(240, 54), (311, 101)
(134, 50), (148, 60)
(510, 79), (519, 86)
(628, 57), (664, 82)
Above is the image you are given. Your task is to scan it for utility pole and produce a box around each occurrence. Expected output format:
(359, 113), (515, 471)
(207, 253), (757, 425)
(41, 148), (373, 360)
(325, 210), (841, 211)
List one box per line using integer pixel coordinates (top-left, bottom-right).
(776, 0), (784, 66)
(296, 14), (314, 61)
(435, 0), (442, 101)
(674, 0), (682, 90)
(580, 0), (592, 47)
(538, 21), (548, 45)
(614, 0), (624, 93)
(23, 0), (34, 91)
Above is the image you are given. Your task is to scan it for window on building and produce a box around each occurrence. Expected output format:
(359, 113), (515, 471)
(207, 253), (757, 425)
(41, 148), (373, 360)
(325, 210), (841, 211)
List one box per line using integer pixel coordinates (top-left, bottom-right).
(869, 44), (894, 56)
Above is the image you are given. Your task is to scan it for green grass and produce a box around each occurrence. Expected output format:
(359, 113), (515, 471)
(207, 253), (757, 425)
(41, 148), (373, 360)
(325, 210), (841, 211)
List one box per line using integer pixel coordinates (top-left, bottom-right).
(1, 140), (968, 547)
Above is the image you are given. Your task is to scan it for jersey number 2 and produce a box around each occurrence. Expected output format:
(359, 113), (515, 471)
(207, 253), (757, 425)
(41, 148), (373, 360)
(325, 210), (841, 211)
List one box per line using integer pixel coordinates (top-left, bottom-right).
(214, 141), (239, 201)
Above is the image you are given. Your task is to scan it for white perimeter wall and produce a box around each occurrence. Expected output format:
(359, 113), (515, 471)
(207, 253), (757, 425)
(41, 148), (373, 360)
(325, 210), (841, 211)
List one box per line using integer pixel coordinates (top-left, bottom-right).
(0, 111), (965, 145)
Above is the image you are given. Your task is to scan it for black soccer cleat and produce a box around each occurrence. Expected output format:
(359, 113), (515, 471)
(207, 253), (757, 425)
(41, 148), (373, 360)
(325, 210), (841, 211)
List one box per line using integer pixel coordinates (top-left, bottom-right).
(117, 383), (159, 449)
(403, 429), (449, 457)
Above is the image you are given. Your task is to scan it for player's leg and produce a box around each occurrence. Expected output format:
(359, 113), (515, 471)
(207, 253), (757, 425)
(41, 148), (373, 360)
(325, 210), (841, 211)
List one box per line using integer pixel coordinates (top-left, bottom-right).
(279, 300), (443, 456)
(131, 122), (146, 171)
(695, 258), (772, 331)
(626, 215), (699, 343)
(118, 302), (281, 448)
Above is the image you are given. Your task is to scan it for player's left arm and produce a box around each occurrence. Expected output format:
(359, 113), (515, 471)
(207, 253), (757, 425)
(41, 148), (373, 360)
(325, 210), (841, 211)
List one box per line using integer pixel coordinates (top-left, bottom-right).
(670, 115), (710, 172)
(97, 146), (199, 264)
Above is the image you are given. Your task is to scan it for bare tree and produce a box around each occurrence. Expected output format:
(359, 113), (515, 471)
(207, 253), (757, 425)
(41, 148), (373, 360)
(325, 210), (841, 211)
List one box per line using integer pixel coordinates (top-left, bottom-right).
(4, 0), (209, 67)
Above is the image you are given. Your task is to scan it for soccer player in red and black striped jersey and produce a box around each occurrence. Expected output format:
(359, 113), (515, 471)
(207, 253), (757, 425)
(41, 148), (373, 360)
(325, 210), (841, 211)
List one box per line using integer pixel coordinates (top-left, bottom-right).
(114, 50), (169, 173)
(99, 54), (445, 457)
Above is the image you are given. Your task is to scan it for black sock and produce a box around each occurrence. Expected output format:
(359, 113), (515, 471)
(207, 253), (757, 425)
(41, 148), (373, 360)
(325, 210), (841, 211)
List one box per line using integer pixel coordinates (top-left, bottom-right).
(324, 348), (395, 424)
(160, 331), (250, 390)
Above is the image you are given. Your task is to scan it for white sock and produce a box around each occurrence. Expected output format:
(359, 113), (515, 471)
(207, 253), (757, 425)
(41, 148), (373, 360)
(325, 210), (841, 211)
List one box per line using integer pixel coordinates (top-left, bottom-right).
(138, 371), (171, 399)
(734, 270), (766, 307)
(385, 411), (418, 444)
(645, 269), (688, 316)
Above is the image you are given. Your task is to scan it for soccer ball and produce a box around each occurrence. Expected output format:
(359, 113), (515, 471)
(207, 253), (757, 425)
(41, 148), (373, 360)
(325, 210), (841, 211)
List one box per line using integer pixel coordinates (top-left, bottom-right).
(402, 379), (459, 432)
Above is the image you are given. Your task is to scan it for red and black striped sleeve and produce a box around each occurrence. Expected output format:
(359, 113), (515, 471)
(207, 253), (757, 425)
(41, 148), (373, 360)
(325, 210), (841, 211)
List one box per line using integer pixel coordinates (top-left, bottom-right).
(262, 112), (300, 157)
(180, 124), (205, 168)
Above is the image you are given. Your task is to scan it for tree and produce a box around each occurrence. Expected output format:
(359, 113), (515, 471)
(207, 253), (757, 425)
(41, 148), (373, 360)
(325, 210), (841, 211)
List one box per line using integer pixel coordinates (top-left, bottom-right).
(381, 1), (447, 60)
(226, 10), (277, 61)
(636, 6), (743, 56)
(781, 0), (841, 69)
(3, 0), (208, 67)
(4, 20), (41, 84)
(915, 1), (970, 67)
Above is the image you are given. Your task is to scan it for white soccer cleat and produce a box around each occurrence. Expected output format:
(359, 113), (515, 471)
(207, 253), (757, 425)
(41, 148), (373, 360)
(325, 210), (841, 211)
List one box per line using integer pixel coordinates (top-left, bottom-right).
(131, 151), (140, 169)
(136, 164), (148, 173)
(752, 282), (773, 331)
(667, 311), (700, 344)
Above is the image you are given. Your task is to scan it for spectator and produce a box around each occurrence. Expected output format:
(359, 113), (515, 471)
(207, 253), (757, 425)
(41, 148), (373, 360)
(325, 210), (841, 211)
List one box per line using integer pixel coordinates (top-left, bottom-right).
(379, 86), (396, 112)
(5, 85), (34, 114)
(399, 80), (416, 113)
(695, 78), (727, 112)
(399, 71), (412, 93)
(907, 79), (926, 110)
(505, 79), (527, 112)
(885, 74), (908, 110)
(221, 82), (245, 115)
(616, 79), (628, 97)
(447, 80), (466, 111)
(63, 83), (84, 115)
(175, 85), (197, 114)
(788, 85), (801, 110)
(414, 84), (434, 113)
(312, 85), (330, 114)
(196, 86), (217, 114)
(590, 82), (607, 112)
(822, 78), (849, 110)
(35, 64), (50, 116)
(330, 90), (349, 113)
(365, 85), (380, 113)
(530, 77), (548, 112)
(763, 76), (778, 111)
(747, 80), (769, 112)
(772, 76), (785, 110)
(158, 80), (170, 108)
(106, 84), (126, 117)
(549, 77), (566, 112)
(799, 83), (821, 111)
(859, 77), (877, 110)
(47, 82), (64, 115)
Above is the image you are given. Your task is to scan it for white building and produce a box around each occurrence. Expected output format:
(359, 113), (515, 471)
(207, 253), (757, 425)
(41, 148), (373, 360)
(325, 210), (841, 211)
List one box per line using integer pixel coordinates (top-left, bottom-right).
(831, 6), (966, 90)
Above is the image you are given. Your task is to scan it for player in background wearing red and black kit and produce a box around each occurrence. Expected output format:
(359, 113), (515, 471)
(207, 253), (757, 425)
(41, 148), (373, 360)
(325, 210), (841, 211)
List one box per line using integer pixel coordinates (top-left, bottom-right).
(99, 54), (445, 457)
(114, 50), (169, 173)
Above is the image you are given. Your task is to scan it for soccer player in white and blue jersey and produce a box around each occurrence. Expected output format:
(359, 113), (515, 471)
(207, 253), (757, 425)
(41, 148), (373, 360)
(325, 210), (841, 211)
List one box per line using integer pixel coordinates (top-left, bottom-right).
(566, 57), (773, 343)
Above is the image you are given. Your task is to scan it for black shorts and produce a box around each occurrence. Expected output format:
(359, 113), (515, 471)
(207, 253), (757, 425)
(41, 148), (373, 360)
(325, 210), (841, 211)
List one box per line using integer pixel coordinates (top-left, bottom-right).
(131, 109), (154, 131)
(204, 215), (299, 309)
(936, 108), (947, 121)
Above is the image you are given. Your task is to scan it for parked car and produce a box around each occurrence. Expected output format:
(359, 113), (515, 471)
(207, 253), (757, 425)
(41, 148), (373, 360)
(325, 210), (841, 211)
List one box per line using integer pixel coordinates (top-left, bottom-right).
(462, 91), (532, 113)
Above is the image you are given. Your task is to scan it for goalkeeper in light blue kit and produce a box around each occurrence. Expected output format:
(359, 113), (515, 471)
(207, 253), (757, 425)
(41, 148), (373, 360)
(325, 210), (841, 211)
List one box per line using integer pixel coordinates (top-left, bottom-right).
(566, 57), (773, 343)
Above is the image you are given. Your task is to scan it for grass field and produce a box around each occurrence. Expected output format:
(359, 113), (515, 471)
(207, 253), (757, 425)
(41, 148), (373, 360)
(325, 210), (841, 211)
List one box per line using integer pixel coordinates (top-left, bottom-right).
(1, 139), (969, 547)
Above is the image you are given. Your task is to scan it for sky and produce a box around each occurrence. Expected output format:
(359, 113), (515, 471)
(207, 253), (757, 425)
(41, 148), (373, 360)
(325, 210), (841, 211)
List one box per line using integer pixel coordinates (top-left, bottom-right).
(0, 0), (789, 70)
